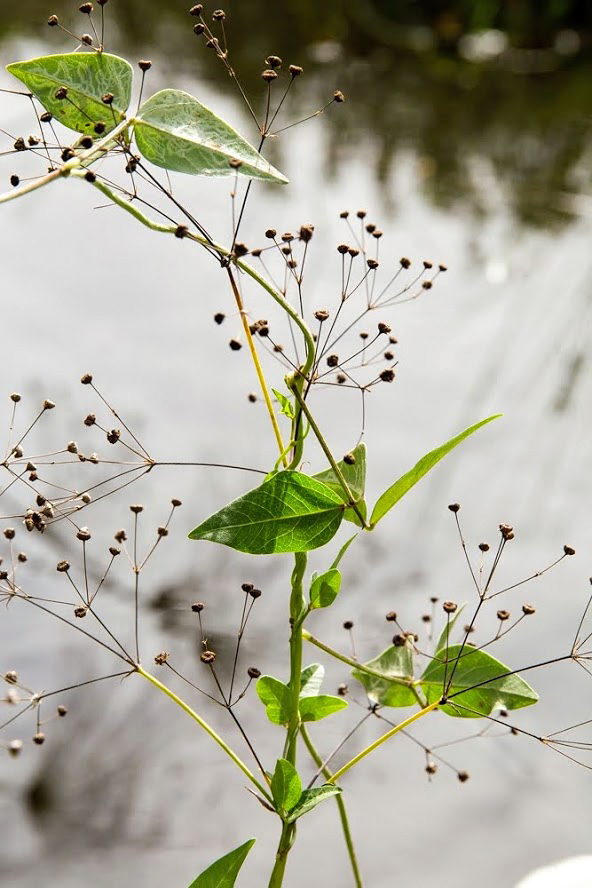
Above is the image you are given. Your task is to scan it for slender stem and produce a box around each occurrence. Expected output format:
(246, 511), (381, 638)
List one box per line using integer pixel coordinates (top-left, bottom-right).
(288, 382), (368, 528)
(136, 666), (272, 802)
(327, 700), (441, 784)
(302, 630), (415, 691)
(301, 725), (363, 888)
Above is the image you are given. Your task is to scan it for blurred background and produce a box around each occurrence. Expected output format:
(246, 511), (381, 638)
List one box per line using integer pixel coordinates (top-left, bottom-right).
(0, 2), (591, 886)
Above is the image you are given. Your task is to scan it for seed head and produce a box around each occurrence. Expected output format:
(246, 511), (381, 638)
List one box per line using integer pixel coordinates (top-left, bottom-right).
(4, 671), (18, 685)
(57, 705), (68, 717)
(443, 601), (458, 614)
(10, 175), (20, 187)
(333, 90), (345, 103)
(33, 732), (46, 745)
(79, 3), (94, 13)
(212, 8), (226, 20)
(9, 740), (23, 757)
(266, 55), (282, 69)
(393, 634), (406, 646)
(448, 503), (460, 513)
(379, 369), (395, 383)
(564, 545), (575, 556)
(229, 339), (242, 351)
(425, 762), (437, 775)
(130, 504), (144, 514)
(43, 399), (55, 410)
(386, 611), (397, 622)
(48, 15), (59, 26)
(54, 88), (68, 101)
(3, 528), (15, 540)
(74, 606), (87, 618)
(191, 602), (205, 612)
(497, 610), (510, 621)
(343, 620), (353, 630)
(109, 546), (120, 556)
(10, 392), (21, 403)
(200, 650), (216, 664)
(247, 667), (261, 679)
(154, 651), (169, 666)
(106, 429), (120, 444)
(367, 259), (379, 269)
(214, 312), (225, 324)
(343, 452), (356, 465)
(378, 322), (391, 334)
(157, 526), (169, 537)
(138, 60), (153, 71)
(327, 354), (339, 367)
(522, 603), (536, 615)
(67, 441), (78, 454)
(81, 34), (93, 45)
(337, 683), (348, 696)
(56, 560), (70, 572)
(289, 65), (303, 77)
(171, 499), (182, 507)
(76, 528), (91, 541)
(189, 4), (203, 14)
(83, 413), (96, 427)
(314, 310), (329, 322)
(478, 542), (490, 552)
(458, 771), (470, 783)
(262, 69), (278, 82)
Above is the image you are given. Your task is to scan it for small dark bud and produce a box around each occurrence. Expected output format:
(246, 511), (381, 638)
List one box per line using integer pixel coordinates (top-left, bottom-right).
(379, 369), (395, 383)
(157, 526), (168, 537)
(27, 135), (40, 147)
(109, 546), (120, 557)
(3, 528), (15, 540)
(101, 93), (114, 105)
(228, 158), (243, 170)
(154, 651), (169, 665)
(393, 634), (406, 647)
(458, 771), (470, 783)
(367, 259), (379, 269)
(423, 261), (433, 269)
(13, 137), (25, 153)
(251, 249), (262, 258)
(83, 413), (96, 427)
(426, 762), (437, 775)
(10, 392), (21, 403)
(421, 614), (431, 623)
(262, 69), (278, 82)
(80, 373), (93, 384)
(314, 310), (329, 322)
(384, 351), (394, 361)
(55, 87), (68, 100)
(439, 264), (448, 272)
(343, 620), (354, 630)
(299, 224), (314, 242)
(229, 339), (242, 351)
(80, 137), (93, 149)
(10, 175), (20, 187)
(214, 312), (225, 324)
(340, 210), (349, 218)
(4, 671), (18, 685)
(337, 243), (349, 254)
(74, 606), (87, 618)
(356, 210), (367, 219)
(171, 499), (182, 507)
(79, 3), (94, 13)
(241, 583), (254, 593)
(266, 55), (282, 68)
(478, 542), (490, 552)
(191, 602), (205, 612)
(343, 452), (355, 465)
(33, 732), (46, 745)
(463, 624), (475, 634)
(40, 112), (53, 123)
(333, 90), (345, 103)
(205, 38), (216, 48)
(564, 545), (576, 556)
(327, 354), (339, 367)
(386, 611), (397, 622)
(443, 601), (458, 614)
(247, 666), (261, 679)
(76, 528), (91, 541)
(289, 65), (303, 76)
(389, 335), (398, 344)
(48, 15), (59, 26)
(138, 60), (152, 71)
(448, 503), (460, 513)
(0, 571), (8, 580)
(372, 229), (383, 239)
(106, 429), (120, 444)
(57, 705), (68, 717)
(499, 523), (514, 540)
(130, 505), (144, 514)
(400, 257), (411, 269)
(200, 650), (216, 664)
(67, 441), (78, 453)
(497, 610), (510, 621)
(189, 4), (203, 14)
(522, 603), (536, 615)
(265, 228), (277, 239)
(378, 322), (391, 334)
(337, 683), (348, 696)
(422, 281), (433, 290)
(94, 122), (106, 135)
(249, 588), (262, 599)
(61, 148), (75, 162)
(175, 225), (188, 239)
(359, 332), (369, 340)
(234, 242), (249, 257)
(193, 22), (206, 34)
(81, 34), (93, 45)
(81, 494), (91, 504)
(56, 560), (70, 572)
(212, 8), (226, 19)
(248, 393), (257, 403)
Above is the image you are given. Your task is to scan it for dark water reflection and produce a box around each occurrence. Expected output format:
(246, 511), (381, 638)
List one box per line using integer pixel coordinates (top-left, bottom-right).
(1, 3), (592, 888)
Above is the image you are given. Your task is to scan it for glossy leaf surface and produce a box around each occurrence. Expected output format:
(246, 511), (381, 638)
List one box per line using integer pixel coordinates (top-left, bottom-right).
(134, 89), (288, 183)
(309, 568), (341, 609)
(189, 471), (344, 554)
(285, 786), (342, 823)
(420, 644), (538, 717)
(7, 52), (132, 134)
(188, 838), (255, 888)
(271, 759), (302, 814)
(256, 676), (290, 725)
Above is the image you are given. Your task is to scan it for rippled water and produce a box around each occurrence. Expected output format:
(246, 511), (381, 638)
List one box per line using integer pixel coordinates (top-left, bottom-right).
(1, 5), (591, 887)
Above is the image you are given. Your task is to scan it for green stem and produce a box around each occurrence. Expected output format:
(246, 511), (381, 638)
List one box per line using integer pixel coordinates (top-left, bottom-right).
(288, 382), (368, 528)
(301, 725), (363, 888)
(268, 551), (307, 887)
(302, 629), (416, 692)
(327, 699), (441, 784)
(136, 666), (272, 802)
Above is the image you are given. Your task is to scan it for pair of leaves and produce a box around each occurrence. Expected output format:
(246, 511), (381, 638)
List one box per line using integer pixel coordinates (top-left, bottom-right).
(188, 839), (254, 888)
(256, 664), (347, 725)
(7, 53), (287, 184)
(270, 758), (341, 823)
(352, 633), (538, 718)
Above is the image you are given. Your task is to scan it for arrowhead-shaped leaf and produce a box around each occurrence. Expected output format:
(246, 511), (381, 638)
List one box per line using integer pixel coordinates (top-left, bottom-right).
(271, 759), (302, 814)
(309, 568), (341, 609)
(420, 644), (538, 718)
(7, 53), (132, 134)
(256, 676), (290, 725)
(352, 642), (417, 707)
(188, 471), (345, 554)
(134, 89), (288, 183)
(313, 443), (367, 527)
(188, 838), (255, 888)
(370, 415), (501, 527)
(298, 695), (348, 722)
(285, 785), (342, 823)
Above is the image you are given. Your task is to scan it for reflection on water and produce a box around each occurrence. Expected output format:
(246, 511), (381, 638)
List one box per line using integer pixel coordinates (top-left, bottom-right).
(1, 3), (592, 888)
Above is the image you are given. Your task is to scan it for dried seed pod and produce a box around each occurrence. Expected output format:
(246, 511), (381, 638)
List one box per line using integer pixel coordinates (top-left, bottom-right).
(129, 505), (144, 514)
(497, 610), (510, 621)
(448, 503), (460, 513)
(200, 650), (216, 664)
(443, 601), (458, 614)
(247, 667), (261, 679)
(191, 602), (205, 612)
(522, 604), (536, 615)
(138, 60), (152, 71)
(154, 651), (169, 666)
(76, 528), (91, 541)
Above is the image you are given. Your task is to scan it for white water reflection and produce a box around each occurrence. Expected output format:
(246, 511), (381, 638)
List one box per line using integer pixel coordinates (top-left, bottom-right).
(0, 35), (591, 888)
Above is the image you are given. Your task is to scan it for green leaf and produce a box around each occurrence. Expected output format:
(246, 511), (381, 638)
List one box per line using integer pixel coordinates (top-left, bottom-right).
(299, 695), (348, 722)
(188, 471), (345, 554)
(188, 838), (255, 888)
(272, 388), (295, 420)
(331, 534), (357, 569)
(134, 89), (288, 183)
(313, 443), (367, 527)
(435, 605), (466, 655)
(271, 759), (302, 814)
(309, 568), (341, 609)
(285, 785), (342, 823)
(256, 676), (290, 725)
(7, 53), (132, 135)
(352, 642), (417, 707)
(300, 664), (324, 697)
(420, 644), (538, 718)
(370, 416), (502, 527)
